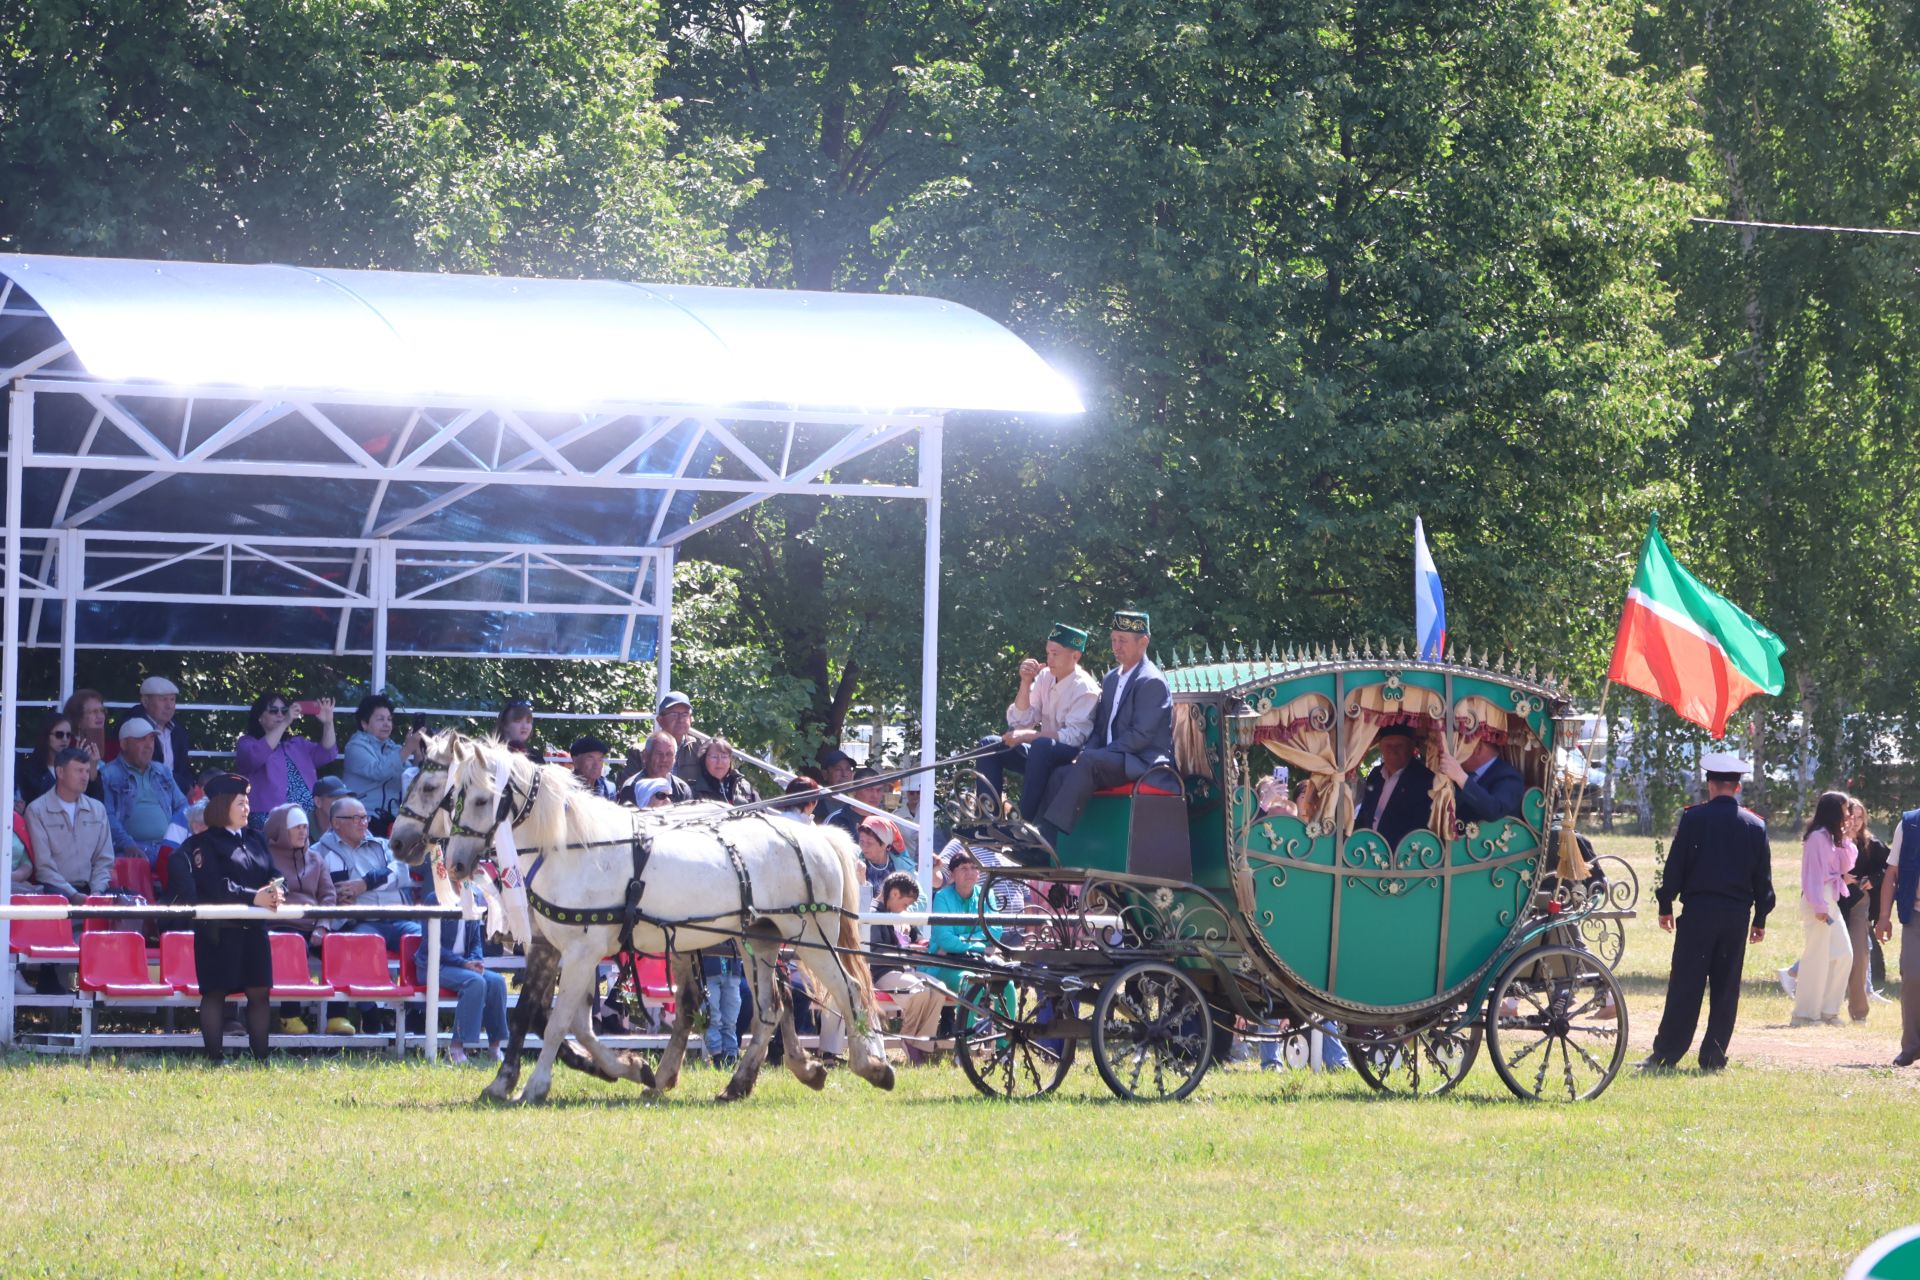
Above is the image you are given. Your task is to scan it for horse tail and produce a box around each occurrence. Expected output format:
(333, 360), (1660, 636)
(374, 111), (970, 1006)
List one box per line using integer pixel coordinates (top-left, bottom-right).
(821, 826), (881, 1026)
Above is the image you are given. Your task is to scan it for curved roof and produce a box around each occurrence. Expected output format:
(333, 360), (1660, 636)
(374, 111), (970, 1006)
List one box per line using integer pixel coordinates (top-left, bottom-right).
(0, 253), (1082, 414)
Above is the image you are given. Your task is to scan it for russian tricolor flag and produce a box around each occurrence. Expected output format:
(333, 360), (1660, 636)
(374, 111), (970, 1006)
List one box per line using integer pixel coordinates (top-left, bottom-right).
(1415, 517), (1446, 660)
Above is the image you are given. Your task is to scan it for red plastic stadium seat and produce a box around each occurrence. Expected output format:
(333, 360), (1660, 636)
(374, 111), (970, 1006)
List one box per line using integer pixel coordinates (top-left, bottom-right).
(322, 932), (413, 999)
(110, 856), (154, 901)
(7, 894), (80, 961)
(79, 931), (174, 999)
(81, 894), (119, 934)
(395, 933), (439, 997)
(1091, 783), (1181, 798)
(159, 931), (201, 996)
(633, 953), (676, 1016)
(269, 932), (336, 999)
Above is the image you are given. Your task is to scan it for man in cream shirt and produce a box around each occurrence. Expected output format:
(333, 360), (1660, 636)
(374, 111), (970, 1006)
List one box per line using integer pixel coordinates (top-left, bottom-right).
(974, 622), (1101, 821)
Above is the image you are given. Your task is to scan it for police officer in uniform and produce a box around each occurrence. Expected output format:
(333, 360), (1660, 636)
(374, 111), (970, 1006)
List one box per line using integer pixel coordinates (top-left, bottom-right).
(1641, 752), (1775, 1071)
(179, 773), (285, 1063)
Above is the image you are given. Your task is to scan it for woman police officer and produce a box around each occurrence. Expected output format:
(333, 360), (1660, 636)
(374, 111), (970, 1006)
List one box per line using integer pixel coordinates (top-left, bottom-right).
(178, 773), (285, 1063)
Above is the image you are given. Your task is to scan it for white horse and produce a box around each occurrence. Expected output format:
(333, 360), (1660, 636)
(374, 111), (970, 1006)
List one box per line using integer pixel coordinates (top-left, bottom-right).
(389, 732), (893, 1104)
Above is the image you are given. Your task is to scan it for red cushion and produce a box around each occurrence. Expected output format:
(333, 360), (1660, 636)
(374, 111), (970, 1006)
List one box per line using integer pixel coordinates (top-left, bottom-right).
(1092, 783), (1181, 798)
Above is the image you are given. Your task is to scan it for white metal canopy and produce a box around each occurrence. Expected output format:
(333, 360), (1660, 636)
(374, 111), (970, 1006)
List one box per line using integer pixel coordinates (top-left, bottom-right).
(0, 253), (1083, 1042)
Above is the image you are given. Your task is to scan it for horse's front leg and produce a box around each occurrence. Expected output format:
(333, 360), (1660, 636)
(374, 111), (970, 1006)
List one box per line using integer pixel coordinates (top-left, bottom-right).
(718, 931), (783, 1103)
(484, 935), (558, 1104)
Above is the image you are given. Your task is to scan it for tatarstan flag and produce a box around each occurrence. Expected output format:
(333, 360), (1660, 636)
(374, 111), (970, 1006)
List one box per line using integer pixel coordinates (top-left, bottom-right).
(1606, 518), (1785, 738)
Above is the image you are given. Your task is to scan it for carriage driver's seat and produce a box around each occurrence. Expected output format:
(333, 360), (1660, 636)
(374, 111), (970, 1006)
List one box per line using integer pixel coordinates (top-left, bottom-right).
(1055, 763), (1193, 883)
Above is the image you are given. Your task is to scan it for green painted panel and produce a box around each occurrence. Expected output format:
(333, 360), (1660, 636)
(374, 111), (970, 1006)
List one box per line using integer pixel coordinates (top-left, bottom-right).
(1258, 671), (1337, 708)
(1450, 674), (1554, 746)
(1441, 819), (1540, 990)
(1330, 829), (1443, 1006)
(1247, 816), (1334, 990)
(1053, 795), (1131, 875)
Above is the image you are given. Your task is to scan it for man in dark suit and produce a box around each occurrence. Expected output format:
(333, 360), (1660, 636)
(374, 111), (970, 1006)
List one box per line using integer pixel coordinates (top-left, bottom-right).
(1352, 724), (1434, 850)
(1038, 610), (1173, 839)
(1437, 736), (1526, 823)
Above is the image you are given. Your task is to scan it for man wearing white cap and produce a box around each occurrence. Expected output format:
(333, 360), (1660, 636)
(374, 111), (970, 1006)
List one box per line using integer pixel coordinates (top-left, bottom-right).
(1641, 751), (1776, 1071)
(100, 717), (189, 864)
(113, 676), (196, 795)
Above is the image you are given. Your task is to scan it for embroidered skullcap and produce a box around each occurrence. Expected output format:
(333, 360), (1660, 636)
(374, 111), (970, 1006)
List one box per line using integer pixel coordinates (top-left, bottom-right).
(1048, 623), (1089, 651)
(1111, 610), (1150, 635)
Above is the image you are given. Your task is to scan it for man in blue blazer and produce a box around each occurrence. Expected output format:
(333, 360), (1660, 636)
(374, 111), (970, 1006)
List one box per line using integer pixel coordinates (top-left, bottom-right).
(1352, 725), (1434, 850)
(1438, 737), (1526, 824)
(1039, 610), (1173, 838)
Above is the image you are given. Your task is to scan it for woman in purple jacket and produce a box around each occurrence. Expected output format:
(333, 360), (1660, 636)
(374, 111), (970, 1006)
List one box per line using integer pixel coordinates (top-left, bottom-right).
(234, 692), (338, 827)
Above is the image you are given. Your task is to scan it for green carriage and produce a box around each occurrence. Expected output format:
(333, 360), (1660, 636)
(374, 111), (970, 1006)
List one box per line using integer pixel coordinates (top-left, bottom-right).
(951, 644), (1628, 1104)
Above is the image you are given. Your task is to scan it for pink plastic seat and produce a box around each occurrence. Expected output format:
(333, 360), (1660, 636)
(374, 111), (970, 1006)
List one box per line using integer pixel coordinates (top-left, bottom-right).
(78, 931), (174, 999)
(322, 932), (413, 999)
(269, 932), (336, 999)
(159, 931), (201, 996)
(110, 857), (154, 901)
(7, 894), (80, 961)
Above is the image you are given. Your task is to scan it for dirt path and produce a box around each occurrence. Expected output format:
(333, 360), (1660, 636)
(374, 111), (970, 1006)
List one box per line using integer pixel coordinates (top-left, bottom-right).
(1629, 993), (1918, 1075)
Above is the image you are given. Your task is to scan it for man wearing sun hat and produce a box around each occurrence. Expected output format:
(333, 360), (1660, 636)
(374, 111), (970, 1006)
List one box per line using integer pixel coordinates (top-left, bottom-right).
(100, 716), (188, 864)
(974, 621), (1101, 821)
(1640, 750), (1775, 1072)
(1038, 610), (1173, 840)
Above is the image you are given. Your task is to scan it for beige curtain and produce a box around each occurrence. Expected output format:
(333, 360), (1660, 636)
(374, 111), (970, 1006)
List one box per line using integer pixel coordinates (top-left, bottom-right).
(1172, 703), (1210, 782)
(1254, 685), (1443, 836)
(1253, 693), (1335, 825)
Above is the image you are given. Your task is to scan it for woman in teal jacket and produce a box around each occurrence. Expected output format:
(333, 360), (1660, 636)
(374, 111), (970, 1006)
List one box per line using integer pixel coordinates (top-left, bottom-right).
(926, 848), (997, 994)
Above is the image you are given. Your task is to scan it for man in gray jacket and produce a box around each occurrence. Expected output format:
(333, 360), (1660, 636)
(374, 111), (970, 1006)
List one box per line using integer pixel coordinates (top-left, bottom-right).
(313, 796), (420, 948)
(1039, 610), (1174, 840)
(24, 748), (114, 902)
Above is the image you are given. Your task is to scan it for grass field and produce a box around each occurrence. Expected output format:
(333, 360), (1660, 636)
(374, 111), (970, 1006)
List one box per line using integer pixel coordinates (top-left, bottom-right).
(4, 833), (1919, 1279)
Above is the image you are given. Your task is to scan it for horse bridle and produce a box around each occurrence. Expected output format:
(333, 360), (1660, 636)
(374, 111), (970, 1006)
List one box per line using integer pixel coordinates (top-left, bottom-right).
(396, 756), (543, 845)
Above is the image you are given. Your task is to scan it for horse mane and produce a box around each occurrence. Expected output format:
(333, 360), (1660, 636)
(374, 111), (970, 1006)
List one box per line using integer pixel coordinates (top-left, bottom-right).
(456, 736), (606, 852)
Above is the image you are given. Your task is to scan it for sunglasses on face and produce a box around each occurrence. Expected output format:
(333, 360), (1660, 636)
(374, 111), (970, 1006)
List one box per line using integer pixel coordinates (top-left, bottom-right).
(50, 730), (69, 739)
(265, 705), (290, 715)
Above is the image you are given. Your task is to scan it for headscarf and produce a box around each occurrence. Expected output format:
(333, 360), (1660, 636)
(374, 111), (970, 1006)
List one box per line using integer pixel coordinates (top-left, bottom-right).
(859, 813), (906, 855)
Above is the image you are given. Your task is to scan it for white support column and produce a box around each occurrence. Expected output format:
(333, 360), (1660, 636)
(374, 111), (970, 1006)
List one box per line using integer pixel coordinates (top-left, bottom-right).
(915, 420), (944, 890)
(2, 389), (30, 1044)
(370, 541), (391, 694)
(58, 527), (79, 701)
(656, 548), (674, 706)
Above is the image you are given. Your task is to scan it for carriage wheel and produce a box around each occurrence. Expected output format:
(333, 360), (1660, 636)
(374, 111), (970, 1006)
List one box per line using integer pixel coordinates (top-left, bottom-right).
(1486, 945), (1627, 1103)
(1091, 962), (1214, 1102)
(1349, 1019), (1482, 1097)
(955, 976), (1076, 1100)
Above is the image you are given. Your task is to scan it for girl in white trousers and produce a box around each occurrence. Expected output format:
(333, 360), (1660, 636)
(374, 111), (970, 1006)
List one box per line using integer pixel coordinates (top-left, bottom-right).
(1793, 791), (1857, 1026)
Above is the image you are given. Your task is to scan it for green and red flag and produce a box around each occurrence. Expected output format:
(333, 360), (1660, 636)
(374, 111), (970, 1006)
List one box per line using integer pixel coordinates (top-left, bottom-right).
(1606, 518), (1786, 738)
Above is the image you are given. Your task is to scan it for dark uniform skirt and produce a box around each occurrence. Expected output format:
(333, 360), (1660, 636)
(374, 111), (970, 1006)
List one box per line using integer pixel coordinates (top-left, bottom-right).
(192, 923), (272, 991)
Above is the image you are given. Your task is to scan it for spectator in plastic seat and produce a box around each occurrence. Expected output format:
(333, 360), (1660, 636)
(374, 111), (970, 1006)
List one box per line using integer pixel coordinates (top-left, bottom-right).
(628, 778), (676, 810)
(494, 698), (546, 764)
(160, 799), (208, 905)
(414, 874), (507, 1065)
(618, 731), (693, 806)
(925, 848), (997, 997)
(101, 717), (188, 865)
(15, 714), (92, 809)
(264, 803), (338, 951)
(111, 676), (195, 796)
(308, 775), (354, 834)
(654, 690), (710, 784)
(314, 796), (420, 949)
(812, 748), (857, 829)
(689, 737), (759, 806)
(569, 736), (617, 800)
(827, 767), (888, 841)
(775, 775), (821, 825)
(857, 814), (912, 900)
(869, 871), (946, 1065)
(23, 747), (113, 903)
(342, 694), (422, 822)
(236, 692), (338, 825)
(180, 773), (284, 1063)
(63, 688), (109, 776)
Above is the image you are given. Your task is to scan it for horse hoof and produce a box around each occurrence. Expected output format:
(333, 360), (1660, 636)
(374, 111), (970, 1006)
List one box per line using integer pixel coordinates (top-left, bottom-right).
(872, 1063), (896, 1092)
(479, 1082), (515, 1105)
(716, 1083), (750, 1103)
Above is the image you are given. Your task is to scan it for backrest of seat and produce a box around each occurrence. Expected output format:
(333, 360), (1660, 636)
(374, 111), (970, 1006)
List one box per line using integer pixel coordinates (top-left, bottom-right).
(268, 932), (312, 986)
(397, 933), (422, 985)
(111, 857), (154, 900)
(79, 930), (147, 990)
(7, 895), (74, 952)
(81, 894), (117, 934)
(321, 932), (388, 987)
(1126, 769), (1193, 882)
(159, 932), (198, 989)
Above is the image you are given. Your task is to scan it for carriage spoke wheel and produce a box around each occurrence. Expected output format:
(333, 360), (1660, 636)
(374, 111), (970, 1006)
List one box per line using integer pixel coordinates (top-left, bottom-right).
(955, 976), (1076, 1100)
(1091, 962), (1214, 1102)
(1350, 1018), (1482, 1097)
(1487, 944), (1627, 1103)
